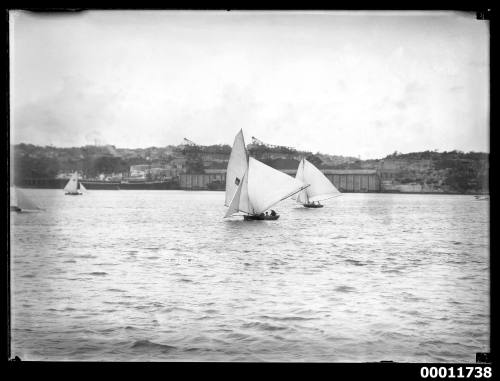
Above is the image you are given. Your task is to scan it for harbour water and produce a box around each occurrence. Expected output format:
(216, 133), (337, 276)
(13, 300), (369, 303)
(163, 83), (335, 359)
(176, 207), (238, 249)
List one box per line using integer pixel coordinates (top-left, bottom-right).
(10, 190), (489, 362)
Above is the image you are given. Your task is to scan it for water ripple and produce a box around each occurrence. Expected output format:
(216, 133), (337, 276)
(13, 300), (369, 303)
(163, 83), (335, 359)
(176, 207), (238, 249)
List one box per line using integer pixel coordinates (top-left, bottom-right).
(10, 190), (490, 362)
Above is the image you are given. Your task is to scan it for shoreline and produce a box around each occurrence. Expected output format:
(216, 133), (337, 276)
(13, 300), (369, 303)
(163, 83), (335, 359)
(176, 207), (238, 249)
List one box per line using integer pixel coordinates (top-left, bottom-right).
(12, 184), (489, 196)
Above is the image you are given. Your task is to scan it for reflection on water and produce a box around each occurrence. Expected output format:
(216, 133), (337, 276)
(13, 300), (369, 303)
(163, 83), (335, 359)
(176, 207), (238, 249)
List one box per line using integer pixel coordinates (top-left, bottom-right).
(10, 190), (489, 361)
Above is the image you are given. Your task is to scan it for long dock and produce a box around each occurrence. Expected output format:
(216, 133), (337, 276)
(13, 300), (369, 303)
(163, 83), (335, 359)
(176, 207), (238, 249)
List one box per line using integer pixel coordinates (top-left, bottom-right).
(15, 170), (481, 194)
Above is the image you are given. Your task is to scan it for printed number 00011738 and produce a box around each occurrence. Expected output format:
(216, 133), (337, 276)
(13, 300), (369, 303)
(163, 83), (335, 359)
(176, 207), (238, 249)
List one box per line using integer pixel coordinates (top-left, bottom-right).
(420, 366), (492, 378)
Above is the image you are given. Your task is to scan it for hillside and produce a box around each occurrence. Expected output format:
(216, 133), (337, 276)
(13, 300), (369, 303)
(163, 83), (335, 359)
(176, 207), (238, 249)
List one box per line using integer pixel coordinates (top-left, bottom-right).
(10, 144), (489, 193)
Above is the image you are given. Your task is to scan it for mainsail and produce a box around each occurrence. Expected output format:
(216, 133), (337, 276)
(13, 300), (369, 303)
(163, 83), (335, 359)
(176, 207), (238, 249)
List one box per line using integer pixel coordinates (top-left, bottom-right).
(294, 158), (340, 203)
(294, 159), (310, 204)
(224, 131), (309, 217)
(63, 172), (79, 194)
(247, 158), (309, 213)
(224, 129), (248, 207)
(80, 182), (87, 192)
(224, 172), (245, 217)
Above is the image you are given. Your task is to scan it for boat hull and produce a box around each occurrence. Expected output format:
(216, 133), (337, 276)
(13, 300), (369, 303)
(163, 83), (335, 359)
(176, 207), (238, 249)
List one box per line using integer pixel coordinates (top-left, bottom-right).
(10, 206), (21, 212)
(303, 203), (323, 208)
(119, 181), (177, 190)
(65, 192), (83, 195)
(243, 214), (280, 221)
(79, 180), (177, 190)
(80, 181), (120, 190)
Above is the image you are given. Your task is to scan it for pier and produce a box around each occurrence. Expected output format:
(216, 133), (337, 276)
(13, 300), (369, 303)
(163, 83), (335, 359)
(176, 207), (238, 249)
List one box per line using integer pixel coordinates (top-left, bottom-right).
(281, 169), (380, 192)
(179, 173), (225, 190)
(178, 169), (380, 192)
(16, 170), (385, 193)
(15, 170), (483, 194)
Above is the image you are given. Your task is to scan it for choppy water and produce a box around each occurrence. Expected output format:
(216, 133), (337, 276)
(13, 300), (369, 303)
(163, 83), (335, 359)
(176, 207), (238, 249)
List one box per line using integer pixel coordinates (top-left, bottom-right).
(10, 189), (489, 362)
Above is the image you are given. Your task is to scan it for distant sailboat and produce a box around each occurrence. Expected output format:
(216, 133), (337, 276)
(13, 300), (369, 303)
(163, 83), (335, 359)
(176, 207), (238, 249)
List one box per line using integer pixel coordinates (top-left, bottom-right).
(474, 195), (489, 201)
(224, 130), (309, 220)
(10, 187), (42, 212)
(293, 158), (341, 208)
(64, 172), (84, 195)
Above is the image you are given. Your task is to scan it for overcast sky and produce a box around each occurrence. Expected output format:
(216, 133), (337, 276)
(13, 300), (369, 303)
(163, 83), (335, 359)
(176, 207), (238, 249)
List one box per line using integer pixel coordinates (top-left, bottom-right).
(10, 10), (489, 159)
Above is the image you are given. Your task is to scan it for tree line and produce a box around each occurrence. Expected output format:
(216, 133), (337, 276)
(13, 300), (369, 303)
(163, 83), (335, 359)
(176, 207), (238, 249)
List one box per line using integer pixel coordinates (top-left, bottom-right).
(10, 144), (489, 193)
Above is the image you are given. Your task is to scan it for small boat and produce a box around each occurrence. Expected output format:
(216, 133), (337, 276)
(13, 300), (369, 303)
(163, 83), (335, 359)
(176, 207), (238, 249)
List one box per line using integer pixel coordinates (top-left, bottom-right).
(293, 158), (341, 207)
(243, 214), (280, 221)
(10, 187), (42, 212)
(224, 130), (309, 220)
(63, 172), (86, 195)
(474, 195), (489, 201)
(303, 203), (323, 208)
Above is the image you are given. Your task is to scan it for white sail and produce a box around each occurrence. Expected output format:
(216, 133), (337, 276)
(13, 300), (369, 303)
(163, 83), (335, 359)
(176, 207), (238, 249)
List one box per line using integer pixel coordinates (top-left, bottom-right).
(11, 187), (41, 210)
(80, 182), (87, 192)
(224, 168), (254, 217)
(293, 159), (310, 204)
(224, 129), (248, 206)
(247, 157), (309, 214)
(296, 188), (309, 204)
(295, 158), (340, 203)
(224, 172), (245, 217)
(238, 168), (252, 213)
(64, 172), (79, 193)
(224, 130), (309, 217)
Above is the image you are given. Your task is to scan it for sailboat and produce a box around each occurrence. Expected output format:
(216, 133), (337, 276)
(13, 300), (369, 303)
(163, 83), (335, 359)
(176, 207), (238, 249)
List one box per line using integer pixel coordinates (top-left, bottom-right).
(63, 172), (86, 195)
(474, 195), (489, 201)
(224, 130), (309, 220)
(293, 158), (341, 208)
(10, 187), (42, 212)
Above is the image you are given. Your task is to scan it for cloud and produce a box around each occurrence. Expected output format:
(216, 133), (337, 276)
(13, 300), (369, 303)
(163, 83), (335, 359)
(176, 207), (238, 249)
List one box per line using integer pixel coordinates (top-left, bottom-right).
(10, 10), (489, 158)
(13, 76), (122, 146)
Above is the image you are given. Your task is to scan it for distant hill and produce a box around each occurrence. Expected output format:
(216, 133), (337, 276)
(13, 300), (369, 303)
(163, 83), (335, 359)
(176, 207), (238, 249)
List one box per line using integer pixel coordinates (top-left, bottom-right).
(10, 143), (488, 193)
(376, 150), (489, 193)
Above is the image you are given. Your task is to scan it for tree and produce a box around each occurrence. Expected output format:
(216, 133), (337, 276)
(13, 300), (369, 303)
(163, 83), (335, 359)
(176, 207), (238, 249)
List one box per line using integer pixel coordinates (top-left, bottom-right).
(306, 154), (323, 168)
(92, 156), (128, 175)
